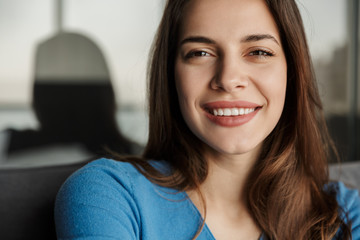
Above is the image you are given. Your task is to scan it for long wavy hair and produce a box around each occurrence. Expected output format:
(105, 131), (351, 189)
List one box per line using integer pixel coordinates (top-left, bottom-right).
(115, 0), (352, 239)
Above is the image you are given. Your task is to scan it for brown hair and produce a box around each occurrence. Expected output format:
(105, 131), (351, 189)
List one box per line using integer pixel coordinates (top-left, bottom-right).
(115, 0), (352, 239)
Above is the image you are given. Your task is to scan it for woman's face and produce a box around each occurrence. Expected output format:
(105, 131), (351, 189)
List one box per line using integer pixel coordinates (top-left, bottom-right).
(174, 0), (287, 158)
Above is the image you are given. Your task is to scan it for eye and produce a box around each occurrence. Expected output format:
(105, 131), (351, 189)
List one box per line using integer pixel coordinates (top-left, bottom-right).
(185, 50), (212, 59)
(248, 49), (274, 57)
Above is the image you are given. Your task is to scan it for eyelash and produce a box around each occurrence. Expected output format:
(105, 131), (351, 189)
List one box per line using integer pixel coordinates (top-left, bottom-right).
(184, 49), (274, 59)
(248, 49), (274, 57)
(185, 50), (211, 59)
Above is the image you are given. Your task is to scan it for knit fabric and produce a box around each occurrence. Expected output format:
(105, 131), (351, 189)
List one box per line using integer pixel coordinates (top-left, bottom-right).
(55, 158), (360, 239)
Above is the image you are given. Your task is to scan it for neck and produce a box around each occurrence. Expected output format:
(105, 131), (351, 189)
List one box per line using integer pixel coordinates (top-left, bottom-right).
(188, 145), (261, 214)
(186, 147), (263, 239)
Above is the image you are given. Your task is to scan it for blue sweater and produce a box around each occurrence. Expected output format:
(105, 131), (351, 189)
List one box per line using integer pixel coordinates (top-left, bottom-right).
(55, 158), (360, 239)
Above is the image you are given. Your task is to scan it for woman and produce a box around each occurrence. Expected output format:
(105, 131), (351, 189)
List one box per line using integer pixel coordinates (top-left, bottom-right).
(55, 0), (360, 239)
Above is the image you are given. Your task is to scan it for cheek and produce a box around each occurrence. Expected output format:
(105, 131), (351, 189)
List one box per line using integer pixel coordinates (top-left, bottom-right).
(257, 62), (287, 106)
(175, 62), (210, 134)
(273, 64), (287, 104)
(174, 62), (210, 107)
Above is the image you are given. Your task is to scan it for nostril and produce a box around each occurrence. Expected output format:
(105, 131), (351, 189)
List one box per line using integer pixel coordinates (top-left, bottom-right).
(210, 74), (249, 92)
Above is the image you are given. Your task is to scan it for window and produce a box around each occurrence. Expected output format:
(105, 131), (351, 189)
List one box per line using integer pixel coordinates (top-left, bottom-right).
(0, 0), (164, 146)
(298, 0), (359, 161)
(0, 0), (358, 166)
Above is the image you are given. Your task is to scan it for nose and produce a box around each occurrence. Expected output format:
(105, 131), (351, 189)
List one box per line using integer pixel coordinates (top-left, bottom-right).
(210, 54), (249, 92)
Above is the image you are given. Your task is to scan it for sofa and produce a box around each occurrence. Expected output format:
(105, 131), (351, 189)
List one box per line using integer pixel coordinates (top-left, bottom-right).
(329, 161), (360, 191)
(0, 161), (89, 240)
(0, 160), (359, 240)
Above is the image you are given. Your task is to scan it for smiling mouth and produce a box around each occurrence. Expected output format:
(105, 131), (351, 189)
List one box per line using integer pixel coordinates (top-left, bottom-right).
(205, 107), (261, 116)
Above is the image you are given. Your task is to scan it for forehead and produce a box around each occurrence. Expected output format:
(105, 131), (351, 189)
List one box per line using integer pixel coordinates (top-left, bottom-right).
(179, 0), (280, 40)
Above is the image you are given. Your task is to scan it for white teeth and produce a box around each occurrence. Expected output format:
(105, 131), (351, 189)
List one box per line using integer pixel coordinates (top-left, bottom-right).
(223, 108), (231, 116)
(231, 108), (239, 115)
(211, 107), (256, 116)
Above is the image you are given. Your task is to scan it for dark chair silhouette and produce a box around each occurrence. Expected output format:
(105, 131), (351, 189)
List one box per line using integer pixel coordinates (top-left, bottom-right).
(0, 160), (90, 239)
(3, 32), (142, 166)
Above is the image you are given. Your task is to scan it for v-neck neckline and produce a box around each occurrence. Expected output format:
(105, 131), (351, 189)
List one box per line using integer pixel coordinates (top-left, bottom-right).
(182, 191), (216, 239)
(181, 191), (266, 240)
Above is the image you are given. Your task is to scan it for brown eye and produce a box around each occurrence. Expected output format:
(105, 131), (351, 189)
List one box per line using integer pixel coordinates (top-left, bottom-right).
(185, 51), (211, 58)
(249, 50), (273, 57)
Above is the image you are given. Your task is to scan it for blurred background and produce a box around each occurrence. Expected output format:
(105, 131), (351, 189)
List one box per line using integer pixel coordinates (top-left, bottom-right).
(0, 0), (358, 167)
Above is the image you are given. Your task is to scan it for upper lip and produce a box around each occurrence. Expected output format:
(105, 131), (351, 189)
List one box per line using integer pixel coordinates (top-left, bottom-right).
(202, 101), (262, 110)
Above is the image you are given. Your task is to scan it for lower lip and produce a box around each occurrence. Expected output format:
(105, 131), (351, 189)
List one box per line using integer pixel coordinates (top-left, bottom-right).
(204, 108), (260, 127)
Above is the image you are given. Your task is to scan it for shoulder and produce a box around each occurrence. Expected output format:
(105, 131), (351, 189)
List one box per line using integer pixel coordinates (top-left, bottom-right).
(56, 158), (169, 204)
(326, 181), (360, 237)
(54, 158), (171, 239)
(55, 158), (203, 239)
(57, 158), (142, 194)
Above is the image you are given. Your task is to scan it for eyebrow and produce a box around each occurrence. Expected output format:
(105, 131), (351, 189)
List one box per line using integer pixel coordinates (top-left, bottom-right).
(241, 34), (280, 45)
(179, 36), (216, 46)
(179, 34), (280, 46)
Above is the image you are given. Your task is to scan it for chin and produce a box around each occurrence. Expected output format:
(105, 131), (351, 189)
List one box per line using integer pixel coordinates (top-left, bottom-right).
(205, 140), (263, 158)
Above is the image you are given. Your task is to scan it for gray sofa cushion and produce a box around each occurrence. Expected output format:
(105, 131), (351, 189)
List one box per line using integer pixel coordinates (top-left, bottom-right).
(329, 161), (360, 191)
(0, 160), (89, 240)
